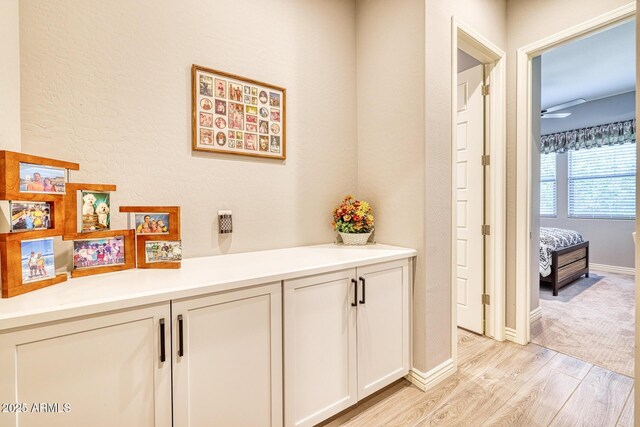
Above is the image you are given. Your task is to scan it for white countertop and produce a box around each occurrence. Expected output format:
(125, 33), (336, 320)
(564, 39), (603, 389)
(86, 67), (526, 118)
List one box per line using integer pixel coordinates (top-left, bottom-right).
(0, 243), (416, 331)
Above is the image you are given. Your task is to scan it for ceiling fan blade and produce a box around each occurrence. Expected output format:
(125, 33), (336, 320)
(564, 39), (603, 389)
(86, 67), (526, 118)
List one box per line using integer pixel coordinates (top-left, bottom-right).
(541, 112), (572, 119)
(542, 98), (587, 114)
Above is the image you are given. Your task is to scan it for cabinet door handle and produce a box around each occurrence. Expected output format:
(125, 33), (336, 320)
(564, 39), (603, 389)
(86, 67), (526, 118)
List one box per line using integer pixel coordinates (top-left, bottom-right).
(178, 314), (184, 357)
(159, 318), (166, 363)
(351, 279), (358, 307)
(359, 277), (366, 304)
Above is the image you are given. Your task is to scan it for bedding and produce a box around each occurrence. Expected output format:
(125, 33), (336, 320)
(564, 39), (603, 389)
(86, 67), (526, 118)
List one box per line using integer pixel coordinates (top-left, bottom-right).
(539, 227), (584, 277)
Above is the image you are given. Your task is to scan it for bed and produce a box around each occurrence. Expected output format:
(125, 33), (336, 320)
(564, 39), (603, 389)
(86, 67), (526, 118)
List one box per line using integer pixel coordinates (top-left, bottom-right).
(539, 227), (589, 296)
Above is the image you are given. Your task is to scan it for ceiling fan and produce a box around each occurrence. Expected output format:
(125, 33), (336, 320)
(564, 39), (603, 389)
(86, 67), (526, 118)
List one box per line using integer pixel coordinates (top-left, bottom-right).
(541, 98), (587, 119)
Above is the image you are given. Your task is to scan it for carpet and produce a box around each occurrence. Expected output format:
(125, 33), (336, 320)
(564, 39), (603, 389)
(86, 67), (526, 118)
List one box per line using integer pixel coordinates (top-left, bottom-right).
(531, 271), (635, 377)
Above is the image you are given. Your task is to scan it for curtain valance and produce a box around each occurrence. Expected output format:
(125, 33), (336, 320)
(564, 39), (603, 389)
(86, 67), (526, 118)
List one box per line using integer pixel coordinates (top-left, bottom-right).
(540, 119), (636, 154)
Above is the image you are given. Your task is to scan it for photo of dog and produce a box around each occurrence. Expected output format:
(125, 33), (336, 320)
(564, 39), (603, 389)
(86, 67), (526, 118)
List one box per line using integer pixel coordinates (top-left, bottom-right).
(80, 191), (111, 232)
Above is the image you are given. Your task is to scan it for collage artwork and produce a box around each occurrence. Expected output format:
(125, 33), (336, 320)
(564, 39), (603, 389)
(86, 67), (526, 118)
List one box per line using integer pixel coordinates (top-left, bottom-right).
(195, 68), (284, 158)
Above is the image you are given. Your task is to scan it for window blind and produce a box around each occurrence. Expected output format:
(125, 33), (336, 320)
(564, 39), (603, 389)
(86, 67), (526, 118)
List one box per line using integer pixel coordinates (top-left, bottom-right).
(540, 153), (557, 217)
(568, 143), (636, 219)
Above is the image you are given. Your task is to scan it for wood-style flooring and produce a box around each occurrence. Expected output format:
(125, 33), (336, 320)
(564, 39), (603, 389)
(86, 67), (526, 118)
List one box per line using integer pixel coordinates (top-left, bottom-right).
(531, 270), (635, 377)
(321, 329), (634, 427)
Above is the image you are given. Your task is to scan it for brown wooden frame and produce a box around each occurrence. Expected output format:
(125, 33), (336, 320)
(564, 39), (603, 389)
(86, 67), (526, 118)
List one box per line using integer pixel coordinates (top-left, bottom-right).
(63, 229), (136, 278)
(0, 151), (79, 297)
(540, 241), (589, 296)
(119, 206), (181, 269)
(191, 64), (286, 160)
(64, 183), (117, 236)
(0, 236), (67, 298)
(0, 151), (79, 200)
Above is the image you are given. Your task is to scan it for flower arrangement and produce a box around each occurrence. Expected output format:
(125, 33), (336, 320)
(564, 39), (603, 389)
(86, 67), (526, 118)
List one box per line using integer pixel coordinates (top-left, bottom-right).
(332, 195), (374, 234)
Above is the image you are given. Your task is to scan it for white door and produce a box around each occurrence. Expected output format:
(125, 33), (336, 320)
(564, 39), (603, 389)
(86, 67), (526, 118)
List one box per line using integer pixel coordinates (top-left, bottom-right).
(172, 283), (282, 427)
(456, 64), (485, 334)
(356, 259), (410, 400)
(284, 269), (358, 427)
(0, 303), (172, 427)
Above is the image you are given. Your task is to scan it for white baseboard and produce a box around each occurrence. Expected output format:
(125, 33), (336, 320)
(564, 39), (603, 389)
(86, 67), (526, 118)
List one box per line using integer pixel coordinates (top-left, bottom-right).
(406, 358), (455, 392)
(504, 327), (517, 343)
(589, 263), (635, 276)
(530, 307), (542, 324)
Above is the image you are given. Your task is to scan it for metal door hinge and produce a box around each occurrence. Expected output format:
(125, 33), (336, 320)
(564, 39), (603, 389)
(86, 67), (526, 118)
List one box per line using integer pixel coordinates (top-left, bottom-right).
(482, 85), (490, 96)
(481, 155), (491, 166)
(481, 224), (491, 236)
(482, 294), (491, 305)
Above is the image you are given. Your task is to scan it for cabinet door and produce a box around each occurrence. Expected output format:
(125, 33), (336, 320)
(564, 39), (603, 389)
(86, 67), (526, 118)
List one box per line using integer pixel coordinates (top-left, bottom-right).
(172, 282), (282, 427)
(284, 269), (357, 427)
(356, 259), (410, 400)
(0, 303), (172, 427)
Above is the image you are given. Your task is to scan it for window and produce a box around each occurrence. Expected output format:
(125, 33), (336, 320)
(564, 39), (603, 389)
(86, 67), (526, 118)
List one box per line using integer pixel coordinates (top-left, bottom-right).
(568, 144), (636, 219)
(540, 153), (557, 217)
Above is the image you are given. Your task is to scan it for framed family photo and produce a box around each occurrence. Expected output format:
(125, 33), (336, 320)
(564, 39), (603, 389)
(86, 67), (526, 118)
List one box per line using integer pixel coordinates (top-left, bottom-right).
(192, 64), (286, 160)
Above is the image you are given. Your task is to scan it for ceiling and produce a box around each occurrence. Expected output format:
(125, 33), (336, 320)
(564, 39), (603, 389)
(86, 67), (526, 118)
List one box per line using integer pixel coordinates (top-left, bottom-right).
(541, 19), (636, 110)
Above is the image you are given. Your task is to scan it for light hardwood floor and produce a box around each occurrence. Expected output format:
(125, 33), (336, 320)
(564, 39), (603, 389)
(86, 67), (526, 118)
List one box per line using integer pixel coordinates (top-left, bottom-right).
(321, 329), (634, 427)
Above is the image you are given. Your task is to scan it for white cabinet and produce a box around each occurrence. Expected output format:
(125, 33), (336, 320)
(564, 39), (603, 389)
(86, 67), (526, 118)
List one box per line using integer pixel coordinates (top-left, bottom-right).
(0, 303), (172, 427)
(284, 269), (358, 427)
(172, 282), (282, 427)
(284, 259), (410, 427)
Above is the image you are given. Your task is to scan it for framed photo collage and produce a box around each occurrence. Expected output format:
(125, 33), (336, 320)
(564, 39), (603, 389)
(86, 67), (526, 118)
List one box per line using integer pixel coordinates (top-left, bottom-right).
(192, 65), (286, 160)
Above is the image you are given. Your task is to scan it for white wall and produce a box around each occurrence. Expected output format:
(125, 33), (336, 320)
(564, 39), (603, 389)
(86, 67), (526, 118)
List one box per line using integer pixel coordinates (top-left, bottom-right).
(356, 0), (426, 371)
(505, 0), (633, 329)
(0, 0), (21, 151)
(19, 0), (358, 262)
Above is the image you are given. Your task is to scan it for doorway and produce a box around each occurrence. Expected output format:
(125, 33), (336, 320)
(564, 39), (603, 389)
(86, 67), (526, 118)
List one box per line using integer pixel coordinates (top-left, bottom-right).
(451, 19), (506, 348)
(514, 3), (636, 358)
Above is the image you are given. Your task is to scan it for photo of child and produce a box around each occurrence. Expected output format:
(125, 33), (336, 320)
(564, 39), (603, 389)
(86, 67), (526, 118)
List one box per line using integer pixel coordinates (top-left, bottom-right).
(214, 78), (226, 98)
(270, 109), (281, 122)
(200, 98), (213, 110)
(259, 120), (269, 134)
(145, 241), (182, 263)
(271, 123), (281, 134)
(215, 117), (227, 129)
(259, 107), (269, 118)
(245, 133), (257, 151)
(215, 99), (227, 115)
(259, 136), (269, 152)
(228, 103), (244, 130)
(21, 238), (55, 283)
(269, 92), (281, 107)
(11, 202), (51, 232)
(200, 129), (214, 145)
(259, 91), (268, 104)
(73, 237), (125, 269)
(216, 132), (227, 146)
(199, 112), (213, 128)
(199, 75), (213, 97)
(245, 123), (258, 133)
(246, 115), (257, 124)
(270, 136), (281, 153)
(134, 213), (170, 235)
(19, 163), (66, 194)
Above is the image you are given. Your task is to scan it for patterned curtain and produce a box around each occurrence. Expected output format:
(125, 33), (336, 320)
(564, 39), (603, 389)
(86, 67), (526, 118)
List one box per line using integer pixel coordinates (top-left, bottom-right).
(540, 119), (636, 154)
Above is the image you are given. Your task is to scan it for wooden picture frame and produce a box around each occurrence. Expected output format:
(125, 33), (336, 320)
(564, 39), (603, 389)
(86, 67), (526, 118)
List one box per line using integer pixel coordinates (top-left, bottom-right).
(63, 229), (135, 278)
(0, 151), (79, 201)
(64, 183), (117, 236)
(0, 236), (67, 298)
(191, 64), (286, 160)
(120, 206), (181, 269)
(136, 235), (182, 269)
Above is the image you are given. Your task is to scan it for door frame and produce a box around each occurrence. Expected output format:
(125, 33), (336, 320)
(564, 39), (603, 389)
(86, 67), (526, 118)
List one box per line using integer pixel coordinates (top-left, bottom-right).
(513, 2), (636, 346)
(451, 17), (507, 355)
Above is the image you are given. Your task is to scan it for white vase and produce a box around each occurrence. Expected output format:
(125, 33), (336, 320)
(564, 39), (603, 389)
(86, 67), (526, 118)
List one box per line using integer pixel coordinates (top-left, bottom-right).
(338, 231), (372, 246)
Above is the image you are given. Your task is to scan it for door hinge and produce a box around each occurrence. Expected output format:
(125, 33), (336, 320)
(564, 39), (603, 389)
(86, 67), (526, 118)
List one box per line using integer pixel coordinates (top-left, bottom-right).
(481, 224), (491, 236)
(481, 155), (491, 166)
(482, 85), (490, 96)
(482, 294), (491, 305)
